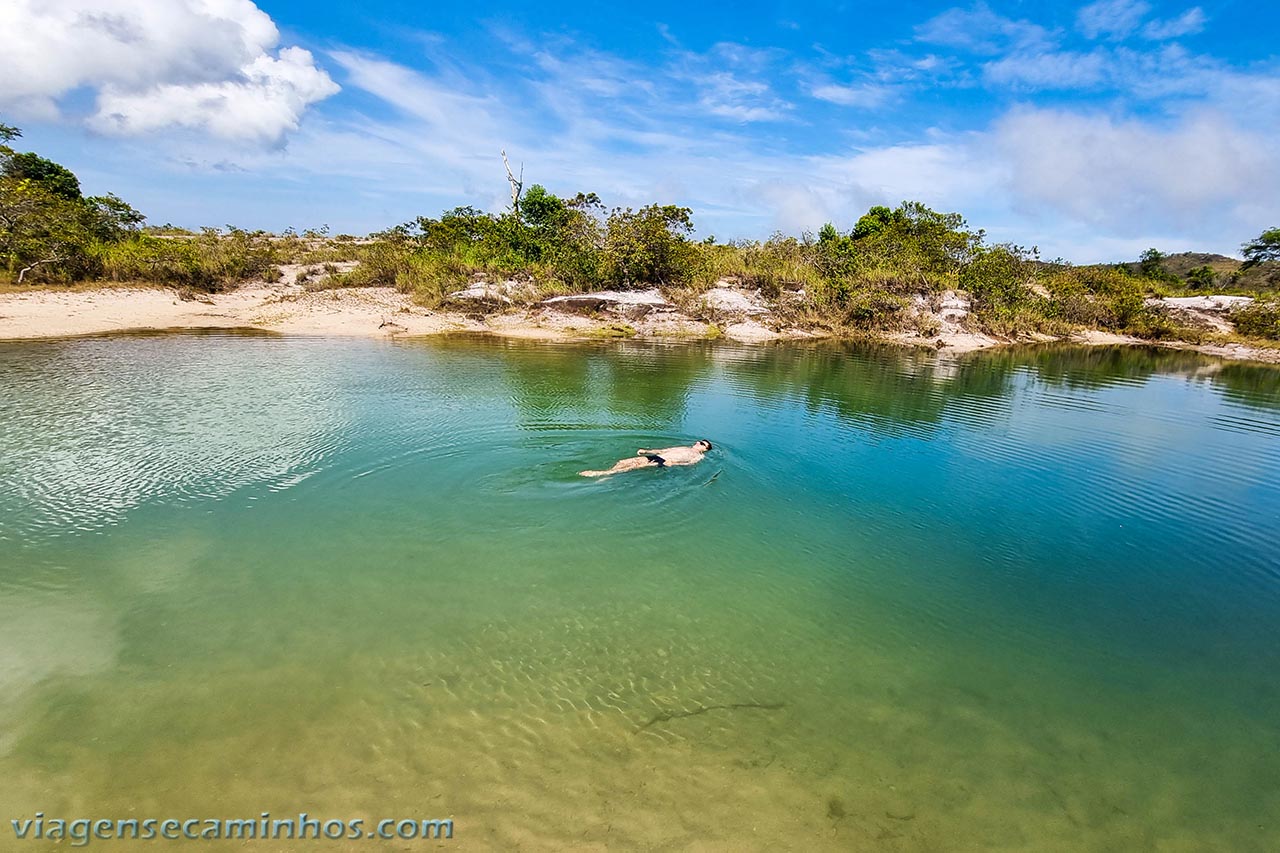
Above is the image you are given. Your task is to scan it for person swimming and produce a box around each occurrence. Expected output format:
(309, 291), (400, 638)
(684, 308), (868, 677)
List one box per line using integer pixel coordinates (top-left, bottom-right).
(579, 439), (714, 477)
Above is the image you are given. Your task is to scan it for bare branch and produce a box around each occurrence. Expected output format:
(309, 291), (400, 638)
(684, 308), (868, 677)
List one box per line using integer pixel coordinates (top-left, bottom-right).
(17, 254), (63, 284)
(500, 149), (523, 216)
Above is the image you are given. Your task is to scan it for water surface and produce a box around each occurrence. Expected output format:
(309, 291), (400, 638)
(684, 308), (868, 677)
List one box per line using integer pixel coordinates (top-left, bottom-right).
(1, 334), (1278, 851)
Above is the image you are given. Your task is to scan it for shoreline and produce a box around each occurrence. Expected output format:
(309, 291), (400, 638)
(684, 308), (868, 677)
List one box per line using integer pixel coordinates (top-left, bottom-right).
(1, 283), (1277, 364)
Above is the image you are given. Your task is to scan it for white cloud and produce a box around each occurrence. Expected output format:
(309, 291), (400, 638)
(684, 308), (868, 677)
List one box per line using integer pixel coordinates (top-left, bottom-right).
(984, 49), (1109, 88)
(793, 103), (1280, 255)
(916, 3), (1054, 54)
(675, 43), (793, 123)
(752, 182), (839, 233)
(1142, 7), (1207, 40)
(328, 51), (499, 138)
(866, 49), (964, 84)
(974, 41), (1279, 116)
(992, 107), (1279, 233)
(811, 83), (891, 108)
(809, 139), (1000, 215)
(0, 0), (336, 142)
(91, 47), (336, 142)
(175, 32), (1280, 260)
(1077, 0), (1152, 40)
(697, 72), (789, 121)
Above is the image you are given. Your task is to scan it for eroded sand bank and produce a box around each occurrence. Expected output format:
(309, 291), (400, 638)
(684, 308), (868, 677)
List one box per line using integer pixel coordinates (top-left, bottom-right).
(1, 283), (1277, 363)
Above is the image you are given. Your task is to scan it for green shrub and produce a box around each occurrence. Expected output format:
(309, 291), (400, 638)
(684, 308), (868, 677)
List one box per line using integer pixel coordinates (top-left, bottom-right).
(693, 235), (824, 295)
(850, 201), (982, 291)
(960, 245), (1039, 331)
(1231, 297), (1280, 340)
(601, 204), (696, 287)
(1186, 265), (1216, 290)
(839, 289), (910, 331)
(91, 229), (281, 291)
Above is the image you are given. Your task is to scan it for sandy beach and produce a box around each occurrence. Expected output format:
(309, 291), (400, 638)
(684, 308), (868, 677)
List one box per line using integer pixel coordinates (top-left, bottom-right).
(1, 281), (1277, 363)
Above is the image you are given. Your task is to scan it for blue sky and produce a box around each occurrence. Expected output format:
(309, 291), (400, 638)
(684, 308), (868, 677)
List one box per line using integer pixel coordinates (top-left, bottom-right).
(1, 0), (1277, 261)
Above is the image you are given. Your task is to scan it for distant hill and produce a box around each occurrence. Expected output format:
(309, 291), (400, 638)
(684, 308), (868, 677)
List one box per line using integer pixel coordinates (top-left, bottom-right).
(1107, 252), (1280, 293)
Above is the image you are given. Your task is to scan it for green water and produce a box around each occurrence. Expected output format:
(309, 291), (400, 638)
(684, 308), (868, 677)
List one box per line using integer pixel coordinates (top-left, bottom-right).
(1, 334), (1278, 851)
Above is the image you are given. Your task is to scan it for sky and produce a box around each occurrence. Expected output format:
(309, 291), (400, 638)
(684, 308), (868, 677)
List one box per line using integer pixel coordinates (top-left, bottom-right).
(1, 0), (1277, 262)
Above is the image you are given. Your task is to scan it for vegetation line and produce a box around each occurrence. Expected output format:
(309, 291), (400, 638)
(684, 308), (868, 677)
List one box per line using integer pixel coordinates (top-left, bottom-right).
(3, 119), (1279, 343)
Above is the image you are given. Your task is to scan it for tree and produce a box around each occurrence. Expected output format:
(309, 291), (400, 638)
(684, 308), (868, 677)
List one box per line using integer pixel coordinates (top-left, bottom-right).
(1186, 265), (1216, 290)
(845, 201), (982, 291)
(1242, 227), (1280, 269)
(852, 205), (894, 240)
(521, 184), (566, 231)
(602, 204), (695, 286)
(0, 122), (150, 284)
(817, 222), (857, 278)
(1139, 248), (1165, 278)
(960, 244), (1037, 320)
(0, 177), (92, 283)
(500, 149), (523, 216)
(0, 126), (88, 281)
(3, 152), (82, 200)
(84, 193), (145, 241)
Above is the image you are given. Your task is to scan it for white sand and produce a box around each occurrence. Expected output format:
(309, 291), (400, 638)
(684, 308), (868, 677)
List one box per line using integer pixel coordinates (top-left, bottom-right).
(1, 284), (1276, 362)
(0, 284), (804, 344)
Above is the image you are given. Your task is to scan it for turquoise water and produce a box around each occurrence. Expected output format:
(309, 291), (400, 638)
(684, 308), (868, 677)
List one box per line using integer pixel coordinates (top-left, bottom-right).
(1, 333), (1278, 851)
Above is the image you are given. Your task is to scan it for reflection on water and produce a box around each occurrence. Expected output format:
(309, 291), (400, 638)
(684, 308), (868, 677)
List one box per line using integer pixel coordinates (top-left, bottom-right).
(0, 334), (1278, 851)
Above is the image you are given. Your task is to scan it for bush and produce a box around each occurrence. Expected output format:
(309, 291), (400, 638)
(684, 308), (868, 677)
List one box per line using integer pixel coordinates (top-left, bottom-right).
(1231, 297), (1280, 340)
(960, 245), (1040, 331)
(840, 289), (910, 331)
(1042, 265), (1191, 338)
(694, 235), (824, 295)
(92, 229), (281, 291)
(1186, 265), (1216, 290)
(851, 201), (982, 291)
(601, 204), (696, 287)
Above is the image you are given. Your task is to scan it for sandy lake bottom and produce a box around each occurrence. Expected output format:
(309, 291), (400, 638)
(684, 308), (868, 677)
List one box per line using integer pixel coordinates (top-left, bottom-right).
(1, 334), (1278, 851)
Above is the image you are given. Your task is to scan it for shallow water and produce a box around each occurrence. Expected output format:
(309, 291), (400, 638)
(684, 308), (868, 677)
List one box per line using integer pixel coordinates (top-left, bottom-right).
(1, 334), (1278, 851)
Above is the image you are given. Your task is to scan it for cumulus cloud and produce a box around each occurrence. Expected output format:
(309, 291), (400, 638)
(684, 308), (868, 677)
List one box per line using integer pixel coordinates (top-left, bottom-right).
(992, 107), (1278, 232)
(0, 0), (337, 142)
(809, 140), (1000, 215)
(91, 46), (336, 141)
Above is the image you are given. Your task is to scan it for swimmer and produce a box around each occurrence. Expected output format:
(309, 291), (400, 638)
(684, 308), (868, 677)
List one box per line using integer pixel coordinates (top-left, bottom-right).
(579, 439), (714, 477)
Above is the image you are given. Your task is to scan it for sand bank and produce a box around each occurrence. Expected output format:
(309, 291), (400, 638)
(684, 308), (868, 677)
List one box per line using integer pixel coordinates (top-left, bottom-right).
(0, 283), (815, 344)
(1, 283), (1277, 363)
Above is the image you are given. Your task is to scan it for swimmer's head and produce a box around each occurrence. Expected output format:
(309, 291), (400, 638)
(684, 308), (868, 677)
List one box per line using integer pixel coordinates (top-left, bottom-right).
(695, 439), (713, 452)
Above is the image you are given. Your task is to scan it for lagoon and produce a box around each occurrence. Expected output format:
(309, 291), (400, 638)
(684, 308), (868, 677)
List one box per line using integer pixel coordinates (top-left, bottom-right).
(1, 334), (1278, 851)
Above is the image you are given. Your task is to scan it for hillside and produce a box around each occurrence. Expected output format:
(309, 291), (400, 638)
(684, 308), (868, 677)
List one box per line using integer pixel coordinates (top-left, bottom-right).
(1114, 252), (1280, 293)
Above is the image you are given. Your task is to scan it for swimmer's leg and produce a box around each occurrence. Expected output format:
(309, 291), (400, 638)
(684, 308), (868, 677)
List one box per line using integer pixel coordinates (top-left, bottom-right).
(579, 455), (661, 477)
